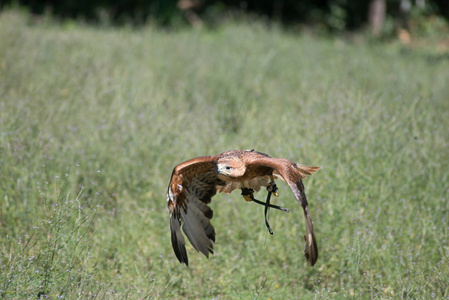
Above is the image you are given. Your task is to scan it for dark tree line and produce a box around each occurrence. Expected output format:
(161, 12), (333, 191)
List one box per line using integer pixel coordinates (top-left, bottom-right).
(1, 0), (448, 31)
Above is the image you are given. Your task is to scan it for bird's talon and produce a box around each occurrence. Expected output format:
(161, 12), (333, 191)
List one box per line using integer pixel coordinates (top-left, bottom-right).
(241, 188), (255, 202)
(243, 195), (253, 202)
(267, 182), (278, 196)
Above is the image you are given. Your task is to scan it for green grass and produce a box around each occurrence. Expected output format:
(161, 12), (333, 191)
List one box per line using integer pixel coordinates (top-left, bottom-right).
(1, 9), (449, 299)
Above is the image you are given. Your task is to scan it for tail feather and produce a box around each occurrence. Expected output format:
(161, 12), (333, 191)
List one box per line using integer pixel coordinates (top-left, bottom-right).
(296, 165), (320, 178)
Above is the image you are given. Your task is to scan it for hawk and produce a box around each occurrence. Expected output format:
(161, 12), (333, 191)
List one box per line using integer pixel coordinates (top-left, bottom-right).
(167, 149), (319, 266)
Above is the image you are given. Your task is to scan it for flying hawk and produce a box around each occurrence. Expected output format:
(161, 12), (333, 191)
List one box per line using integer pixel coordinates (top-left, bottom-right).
(167, 149), (319, 266)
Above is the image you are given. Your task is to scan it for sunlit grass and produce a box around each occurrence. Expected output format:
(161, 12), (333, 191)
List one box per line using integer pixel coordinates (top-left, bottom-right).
(1, 9), (449, 299)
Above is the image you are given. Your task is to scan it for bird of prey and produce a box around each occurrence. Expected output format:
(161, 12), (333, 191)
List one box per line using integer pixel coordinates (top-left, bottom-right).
(167, 149), (319, 266)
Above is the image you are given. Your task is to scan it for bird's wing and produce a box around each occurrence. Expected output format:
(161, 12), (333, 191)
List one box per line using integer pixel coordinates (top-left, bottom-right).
(167, 155), (223, 266)
(246, 156), (320, 266)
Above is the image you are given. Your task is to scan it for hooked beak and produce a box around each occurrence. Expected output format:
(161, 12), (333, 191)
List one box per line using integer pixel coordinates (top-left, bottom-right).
(217, 164), (230, 175)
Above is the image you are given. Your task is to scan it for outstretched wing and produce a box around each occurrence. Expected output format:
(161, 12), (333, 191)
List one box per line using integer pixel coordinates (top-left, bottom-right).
(167, 155), (223, 266)
(245, 155), (320, 266)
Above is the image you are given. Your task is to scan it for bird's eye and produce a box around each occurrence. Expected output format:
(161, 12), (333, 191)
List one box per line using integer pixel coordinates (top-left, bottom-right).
(226, 166), (232, 170)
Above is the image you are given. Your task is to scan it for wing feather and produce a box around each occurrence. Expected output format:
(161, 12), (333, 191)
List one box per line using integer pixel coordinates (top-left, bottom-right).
(181, 193), (214, 258)
(287, 177), (319, 266)
(170, 215), (189, 265)
(167, 155), (221, 266)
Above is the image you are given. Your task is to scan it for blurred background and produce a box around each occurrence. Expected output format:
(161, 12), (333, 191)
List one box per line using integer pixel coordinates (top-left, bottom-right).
(1, 0), (448, 37)
(1, 0), (448, 299)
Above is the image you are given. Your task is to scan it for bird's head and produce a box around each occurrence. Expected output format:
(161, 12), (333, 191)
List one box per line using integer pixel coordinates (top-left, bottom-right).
(216, 157), (245, 180)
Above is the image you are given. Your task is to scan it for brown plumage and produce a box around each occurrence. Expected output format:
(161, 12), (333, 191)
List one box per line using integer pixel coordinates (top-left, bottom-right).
(167, 149), (320, 266)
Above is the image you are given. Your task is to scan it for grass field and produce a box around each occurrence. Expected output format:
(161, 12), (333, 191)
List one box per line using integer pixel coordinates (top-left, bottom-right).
(1, 9), (449, 299)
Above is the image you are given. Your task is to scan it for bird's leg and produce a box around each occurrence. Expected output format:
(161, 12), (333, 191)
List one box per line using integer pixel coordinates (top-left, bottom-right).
(262, 175), (289, 212)
(240, 182), (254, 202)
(241, 176), (290, 235)
(241, 182), (289, 211)
(267, 175), (279, 197)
